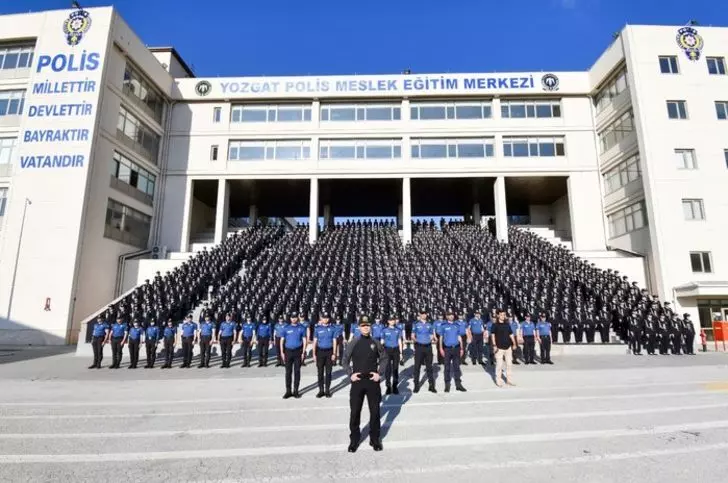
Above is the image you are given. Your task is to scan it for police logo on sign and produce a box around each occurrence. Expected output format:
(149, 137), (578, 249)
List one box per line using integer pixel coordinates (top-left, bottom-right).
(676, 27), (704, 61)
(541, 73), (559, 92)
(195, 81), (212, 96)
(63, 9), (92, 46)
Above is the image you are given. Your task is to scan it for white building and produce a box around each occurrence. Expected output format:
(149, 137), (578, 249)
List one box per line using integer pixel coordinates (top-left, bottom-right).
(0, 6), (725, 346)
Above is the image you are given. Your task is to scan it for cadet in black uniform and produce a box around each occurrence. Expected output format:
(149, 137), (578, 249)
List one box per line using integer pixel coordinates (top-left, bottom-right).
(683, 314), (696, 355)
(644, 315), (657, 355)
(280, 312), (307, 399)
(342, 317), (388, 453)
(658, 315), (670, 355)
(628, 310), (643, 355)
(161, 318), (177, 369)
(198, 315), (216, 368)
(411, 309), (437, 393)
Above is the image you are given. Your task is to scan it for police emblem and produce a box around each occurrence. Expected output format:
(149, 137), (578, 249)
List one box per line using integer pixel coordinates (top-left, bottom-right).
(195, 81), (212, 96)
(63, 9), (92, 47)
(676, 27), (704, 61)
(541, 73), (559, 92)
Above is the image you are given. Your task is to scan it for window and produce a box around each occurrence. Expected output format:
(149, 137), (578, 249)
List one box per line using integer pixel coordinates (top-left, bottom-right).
(411, 138), (494, 158)
(410, 101), (492, 120)
(603, 154), (641, 193)
(122, 63), (165, 123)
(230, 104), (311, 123)
(682, 199), (705, 220)
(321, 103), (401, 122)
(213, 107), (222, 123)
(675, 149), (697, 170)
(501, 99), (561, 118)
(0, 45), (34, 71)
(0, 137), (16, 165)
(690, 252), (712, 273)
(110, 151), (156, 204)
(0, 187), (7, 217)
(595, 67), (628, 113)
(707, 57), (726, 75)
(0, 90), (25, 116)
(598, 109), (634, 153)
(104, 199), (152, 248)
(503, 137), (565, 157)
(228, 140), (311, 161)
(659, 56), (679, 74)
(608, 201), (647, 237)
(319, 139), (401, 160)
(666, 100), (687, 119)
(210, 145), (219, 161)
(715, 101), (728, 120)
(116, 106), (161, 163)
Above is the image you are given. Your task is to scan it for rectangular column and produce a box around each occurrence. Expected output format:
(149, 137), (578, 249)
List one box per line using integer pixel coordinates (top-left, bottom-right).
(402, 177), (412, 244)
(494, 176), (508, 243)
(214, 179), (230, 244)
(568, 172), (606, 251)
(323, 204), (332, 228)
(180, 178), (194, 252)
(309, 178), (319, 244)
(249, 205), (258, 227)
(473, 202), (481, 227)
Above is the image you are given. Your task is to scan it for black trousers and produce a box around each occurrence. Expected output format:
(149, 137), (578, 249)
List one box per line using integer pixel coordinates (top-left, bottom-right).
(574, 327), (584, 344)
(585, 328), (595, 344)
(460, 335), (469, 360)
(336, 336), (344, 363)
(645, 331), (656, 354)
(523, 335), (536, 363)
(111, 337), (124, 367)
(91, 336), (105, 367)
(128, 339), (140, 367)
(163, 337), (175, 366)
(512, 341), (520, 363)
(413, 343), (435, 387)
(470, 333), (484, 363)
(384, 347), (400, 388)
(241, 337), (253, 365)
(630, 330), (642, 354)
(539, 335), (552, 362)
(258, 337), (270, 364)
(672, 332), (682, 354)
(561, 327), (571, 343)
(349, 379), (381, 444)
(435, 336), (444, 364)
(199, 336), (212, 366)
(145, 340), (158, 367)
(660, 334), (671, 354)
(316, 348), (333, 391)
(599, 327), (610, 344)
(685, 332), (695, 354)
(274, 336), (283, 364)
(443, 346), (462, 384)
(284, 347), (303, 392)
(220, 336), (233, 366)
(181, 336), (194, 366)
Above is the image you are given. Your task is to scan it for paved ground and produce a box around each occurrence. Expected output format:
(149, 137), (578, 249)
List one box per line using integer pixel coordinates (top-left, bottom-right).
(1, 348), (727, 482)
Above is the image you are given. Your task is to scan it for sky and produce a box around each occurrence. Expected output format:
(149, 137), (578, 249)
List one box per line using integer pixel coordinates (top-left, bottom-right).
(4, 0), (727, 77)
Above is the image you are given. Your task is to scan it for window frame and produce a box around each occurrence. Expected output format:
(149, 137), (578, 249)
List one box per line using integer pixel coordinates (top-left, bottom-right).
(502, 136), (566, 158)
(104, 198), (152, 249)
(230, 104), (312, 123)
(715, 101), (728, 120)
(410, 101), (493, 121)
(707, 56), (727, 75)
(682, 198), (705, 221)
(603, 154), (641, 193)
(410, 138), (495, 159)
(666, 100), (688, 120)
(501, 99), (562, 119)
(658, 55), (679, 74)
(319, 139), (402, 160)
(674, 148), (697, 170)
(321, 103), (402, 122)
(228, 139), (311, 161)
(690, 252), (712, 273)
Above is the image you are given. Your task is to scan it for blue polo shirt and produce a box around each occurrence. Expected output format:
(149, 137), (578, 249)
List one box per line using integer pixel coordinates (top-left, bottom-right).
(111, 322), (127, 338)
(200, 321), (215, 337)
(241, 322), (256, 339)
(433, 319), (444, 337)
(128, 326), (143, 340)
(510, 320), (520, 336)
(413, 322), (433, 344)
(468, 318), (484, 335)
(282, 324), (306, 349)
(274, 322), (287, 338)
(486, 321), (494, 334)
(257, 323), (271, 338)
(219, 321), (237, 338)
(382, 326), (402, 348)
(350, 324), (361, 338)
(180, 321), (197, 338)
(439, 322), (461, 347)
(536, 321), (551, 336)
(371, 323), (384, 339)
(456, 320), (468, 336)
(521, 320), (536, 336)
(313, 324), (335, 349)
(333, 323), (344, 338)
(145, 325), (159, 340)
(163, 325), (176, 339)
(92, 322), (109, 338)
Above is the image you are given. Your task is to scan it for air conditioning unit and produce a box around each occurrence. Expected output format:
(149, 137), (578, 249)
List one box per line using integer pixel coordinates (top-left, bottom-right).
(151, 246), (168, 260)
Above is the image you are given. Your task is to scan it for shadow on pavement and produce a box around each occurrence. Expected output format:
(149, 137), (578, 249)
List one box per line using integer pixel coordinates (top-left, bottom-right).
(0, 345), (75, 365)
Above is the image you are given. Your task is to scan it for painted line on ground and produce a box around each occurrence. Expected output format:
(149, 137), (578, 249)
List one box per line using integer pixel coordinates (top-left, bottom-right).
(1, 420), (728, 463)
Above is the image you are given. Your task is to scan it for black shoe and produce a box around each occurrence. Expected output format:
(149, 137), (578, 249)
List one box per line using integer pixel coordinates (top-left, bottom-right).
(547, 361), (554, 365)
(205, 364), (210, 368)
(399, 360), (404, 366)
(444, 384), (451, 393)
(370, 440), (383, 451)
(293, 391), (302, 399)
(348, 442), (359, 453)
(276, 362), (283, 367)
(128, 365), (134, 369)
(479, 361), (487, 366)
(325, 390), (332, 398)
(413, 385), (420, 394)
(96, 365), (102, 369)
(283, 392), (293, 399)
(471, 360), (477, 365)
(428, 385), (437, 394)
(513, 361), (520, 365)
(385, 387), (392, 395)
(456, 384), (467, 392)
(316, 391), (325, 398)
(88, 364), (96, 369)
(392, 387), (399, 395)
(462, 360), (468, 366)
(198, 364), (205, 368)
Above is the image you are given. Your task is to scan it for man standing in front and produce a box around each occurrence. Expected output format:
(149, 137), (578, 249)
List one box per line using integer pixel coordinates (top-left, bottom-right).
(411, 309), (437, 393)
(313, 312), (336, 398)
(280, 312), (307, 399)
(381, 314), (403, 395)
(467, 309), (486, 366)
(438, 309), (467, 392)
(179, 314), (198, 369)
(342, 317), (388, 453)
(491, 309), (516, 387)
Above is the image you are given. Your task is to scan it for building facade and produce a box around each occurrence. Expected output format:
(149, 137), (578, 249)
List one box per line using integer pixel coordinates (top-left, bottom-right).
(0, 6), (725, 345)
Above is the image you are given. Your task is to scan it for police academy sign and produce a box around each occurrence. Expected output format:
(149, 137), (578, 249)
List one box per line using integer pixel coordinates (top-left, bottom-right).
(195, 73), (561, 97)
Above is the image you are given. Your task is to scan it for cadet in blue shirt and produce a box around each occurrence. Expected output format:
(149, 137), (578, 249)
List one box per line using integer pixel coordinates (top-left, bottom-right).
(127, 320), (144, 369)
(520, 314), (537, 364)
(161, 318), (177, 369)
(109, 317), (128, 369)
(438, 310), (467, 392)
(89, 315), (110, 369)
(238, 314), (257, 367)
(509, 314), (521, 365)
(535, 312), (554, 364)
(313, 312), (336, 398)
(333, 315), (345, 366)
(218, 313), (237, 368)
(411, 309), (437, 393)
(468, 309), (486, 366)
(273, 315), (287, 367)
(456, 312), (470, 366)
(371, 317), (384, 340)
(198, 315), (216, 368)
(280, 312), (307, 399)
(382, 315), (404, 394)
(144, 319), (160, 368)
(348, 321), (361, 342)
(179, 314), (198, 369)
(256, 316), (272, 367)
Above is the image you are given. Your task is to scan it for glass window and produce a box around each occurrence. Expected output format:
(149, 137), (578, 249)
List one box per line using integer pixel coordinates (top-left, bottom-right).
(411, 138), (494, 159)
(501, 100), (561, 119)
(608, 201), (648, 237)
(110, 151), (156, 203)
(724, 149), (728, 169)
(0, 46), (32, 71)
(675, 149), (697, 170)
(707, 57), (726, 75)
(667, 100), (687, 119)
(420, 105), (446, 120)
(122, 62), (165, 123)
(595, 67), (629, 113)
(320, 139), (401, 160)
(104, 199), (152, 249)
(598, 109), (635, 153)
(682, 199), (705, 220)
(0, 187), (7, 217)
(210, 145), (218, 161)
(659, 56), (679, 74)
(715, 101), (728, 120)
(0, 137), (17, 165)
(321, 103), (400, 122)
(0, 90), (26, 117)
(116, 106), (161, 163)
(503, 137), (565, 157)
(228, 140), (311, 161)
(690, 252), (712, 273)
(411, 101), (493, 121)
(231, 104), (311, 123)
(213, 107), (221, 123)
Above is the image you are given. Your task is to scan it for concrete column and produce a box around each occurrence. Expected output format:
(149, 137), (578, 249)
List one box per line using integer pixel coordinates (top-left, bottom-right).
(473, 202), (481, 227)
(402, 177), (412, 244)
(323, 204), (332, 228)
(309, 178), (319, 244)
(567, 172), (607, 251)
(397, 204), (403, 229)
(180, 178), (193, 251)
(214, 179), (230, 244)
(494, 176), (508, 242)
(249, 205), (258, 227)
